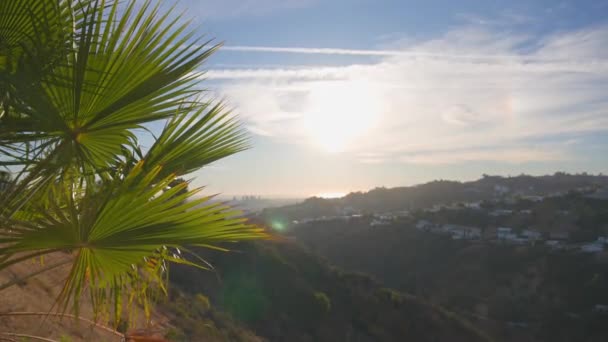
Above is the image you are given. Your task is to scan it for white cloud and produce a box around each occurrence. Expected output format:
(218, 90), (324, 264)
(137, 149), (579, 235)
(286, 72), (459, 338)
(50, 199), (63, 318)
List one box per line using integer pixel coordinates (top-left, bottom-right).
(221, 44), (608, 62)
(222, 46), (404, 56)
(209, 25), (608, 165)
(395, 148), (566, 165)
(441, 105), (486, 126)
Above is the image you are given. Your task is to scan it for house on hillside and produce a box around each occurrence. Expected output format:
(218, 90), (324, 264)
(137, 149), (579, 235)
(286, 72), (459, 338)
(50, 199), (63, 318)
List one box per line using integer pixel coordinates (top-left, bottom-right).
(522, 195), (544, 202)
(546, 240), (564, 250)
(497, 227), (515, 239)
(416, 220), (433, 231)
(585, 188), (608, 201)
(443, 224), (482, 240)
(521, 229), (542, 241)
(497, 227), (530, 244)
(425, 205), (443, 213)
(464, 201), (482, 210)
(490, 209), (513, 217)
(341, 206), (357, 215)
(371, 216), (393, 227)
(375, 213), (395, 221)
(581, 237), (607, 253)
(494, 185), (510, 195)
(370, 219), (390, 227)
(461, 226), (482, 240)
(582, 242), (604, 253)
(495, 227), (541, 244)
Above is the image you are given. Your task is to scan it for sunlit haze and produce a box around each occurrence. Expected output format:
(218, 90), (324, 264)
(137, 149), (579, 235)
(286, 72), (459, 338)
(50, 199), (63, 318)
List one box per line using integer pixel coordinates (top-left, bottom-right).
(166, 0), (608, 198)
(315, 192), (348, 199)
(303, 81), (383, 153)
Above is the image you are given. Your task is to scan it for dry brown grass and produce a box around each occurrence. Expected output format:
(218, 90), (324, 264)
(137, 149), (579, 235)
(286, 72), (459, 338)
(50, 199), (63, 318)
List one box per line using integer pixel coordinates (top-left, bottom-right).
(0, 253), (172, 342)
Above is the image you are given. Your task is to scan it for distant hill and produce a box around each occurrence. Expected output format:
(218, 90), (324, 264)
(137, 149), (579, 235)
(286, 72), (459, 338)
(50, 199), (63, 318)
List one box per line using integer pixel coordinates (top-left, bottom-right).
(260, 173), (608, 221)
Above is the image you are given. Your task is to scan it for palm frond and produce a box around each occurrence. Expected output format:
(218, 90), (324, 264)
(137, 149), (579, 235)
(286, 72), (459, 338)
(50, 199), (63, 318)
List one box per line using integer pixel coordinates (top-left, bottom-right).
(143, 101), (249, 181)
(0, 0), (268, 323)
(1, 162), (267, 317)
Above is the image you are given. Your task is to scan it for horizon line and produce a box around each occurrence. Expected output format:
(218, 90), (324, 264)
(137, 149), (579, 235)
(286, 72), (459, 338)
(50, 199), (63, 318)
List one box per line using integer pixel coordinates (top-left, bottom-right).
(204, 172), (607, 200)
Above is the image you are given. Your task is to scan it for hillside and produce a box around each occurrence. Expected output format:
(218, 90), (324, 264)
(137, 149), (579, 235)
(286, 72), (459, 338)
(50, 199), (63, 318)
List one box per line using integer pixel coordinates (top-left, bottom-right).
(260, 173), (608, 221)
(290, 219), (608, 342)
(0, 252), (172, 341)
(0, 242), (490, 342)
(168, 241), (491, 342)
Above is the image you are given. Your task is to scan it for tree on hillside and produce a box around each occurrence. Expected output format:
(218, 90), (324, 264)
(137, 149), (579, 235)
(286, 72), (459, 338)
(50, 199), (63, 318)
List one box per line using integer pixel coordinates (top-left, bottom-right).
(0, 0), (266, 325)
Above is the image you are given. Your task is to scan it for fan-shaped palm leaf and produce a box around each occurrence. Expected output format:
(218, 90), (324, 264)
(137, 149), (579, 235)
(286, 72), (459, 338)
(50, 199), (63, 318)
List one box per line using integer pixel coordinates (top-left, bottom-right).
(0, 0), (268, 323)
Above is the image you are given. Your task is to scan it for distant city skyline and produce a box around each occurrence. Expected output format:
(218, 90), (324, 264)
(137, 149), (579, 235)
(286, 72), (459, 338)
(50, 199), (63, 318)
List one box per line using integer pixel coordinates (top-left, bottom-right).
(157, 0), (608, 197)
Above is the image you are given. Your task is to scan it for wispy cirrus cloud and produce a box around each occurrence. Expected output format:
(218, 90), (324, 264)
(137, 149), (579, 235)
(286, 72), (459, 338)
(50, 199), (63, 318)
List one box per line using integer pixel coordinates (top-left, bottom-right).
(209, 25), (608, 165)
(221, 44), (608, 62)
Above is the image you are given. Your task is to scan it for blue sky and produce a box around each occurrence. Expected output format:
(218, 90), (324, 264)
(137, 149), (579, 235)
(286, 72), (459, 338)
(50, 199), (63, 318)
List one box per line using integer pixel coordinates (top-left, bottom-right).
(163, 0), (608, 197)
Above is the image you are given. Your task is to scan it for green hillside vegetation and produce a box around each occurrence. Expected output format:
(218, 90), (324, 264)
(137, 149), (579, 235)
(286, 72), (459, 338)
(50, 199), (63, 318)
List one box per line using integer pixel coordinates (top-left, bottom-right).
(165, 241), (492, 342)
(291, 219), (608, 342)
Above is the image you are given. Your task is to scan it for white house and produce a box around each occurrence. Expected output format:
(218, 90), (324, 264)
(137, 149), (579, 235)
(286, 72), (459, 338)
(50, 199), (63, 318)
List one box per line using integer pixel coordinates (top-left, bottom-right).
(371, 220), (390, 227)
(521, 195), (544, 202)
(425, 205), (444, 213)
(464, 201), (482, 210)
(546, 240), (564, 249)
(581, 242), (604, 253)
(375, 213), (395, 221)
(490, 209), (514, 217)
(497, 227), (514, 239)
(444, 224), (482, 240)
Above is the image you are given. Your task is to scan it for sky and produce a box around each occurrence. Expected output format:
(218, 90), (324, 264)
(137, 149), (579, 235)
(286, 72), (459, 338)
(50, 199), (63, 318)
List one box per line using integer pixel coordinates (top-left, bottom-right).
(163, 0), (608, 198)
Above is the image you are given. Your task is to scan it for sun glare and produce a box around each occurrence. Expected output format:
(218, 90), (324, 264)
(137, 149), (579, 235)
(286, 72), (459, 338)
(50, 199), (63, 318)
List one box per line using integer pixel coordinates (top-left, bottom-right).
(303, 81), (382, 153)
(316, 192), (346, 199)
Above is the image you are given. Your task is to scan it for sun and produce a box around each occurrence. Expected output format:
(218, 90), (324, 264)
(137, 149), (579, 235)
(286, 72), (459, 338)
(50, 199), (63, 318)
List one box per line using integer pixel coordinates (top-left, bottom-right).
(303, 81), (382, 153)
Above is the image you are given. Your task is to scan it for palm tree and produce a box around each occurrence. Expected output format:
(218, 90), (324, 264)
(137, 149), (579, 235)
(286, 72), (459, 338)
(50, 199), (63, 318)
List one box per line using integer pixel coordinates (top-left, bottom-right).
(0, 0), (267, 324)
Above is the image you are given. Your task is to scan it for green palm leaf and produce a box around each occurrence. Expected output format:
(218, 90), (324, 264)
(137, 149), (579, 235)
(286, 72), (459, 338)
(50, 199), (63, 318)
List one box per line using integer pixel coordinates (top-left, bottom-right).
(2, 163), (266, 318)
(143, 101), (249, 181)
(0, 0), (268, 323)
